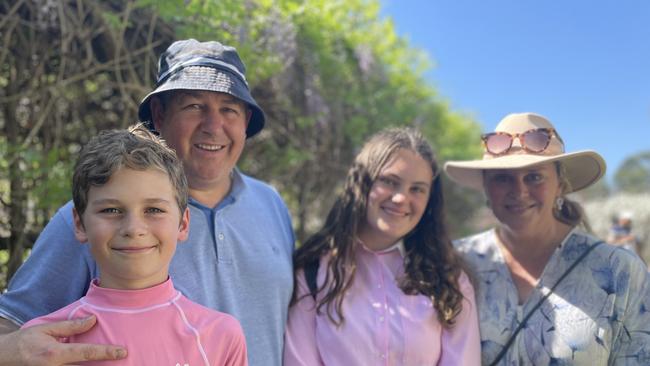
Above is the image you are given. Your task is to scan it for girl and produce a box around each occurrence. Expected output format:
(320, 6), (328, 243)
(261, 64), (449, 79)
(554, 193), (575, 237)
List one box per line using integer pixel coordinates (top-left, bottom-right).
(284, 127), (480, 365)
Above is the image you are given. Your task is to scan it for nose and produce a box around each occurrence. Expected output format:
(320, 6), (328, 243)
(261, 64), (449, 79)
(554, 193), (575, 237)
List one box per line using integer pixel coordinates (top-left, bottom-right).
(510, 177), (529, 197)
(120, 213), (147, 238)
(391, 190), (407, 204)
(201, 109), (225, 133)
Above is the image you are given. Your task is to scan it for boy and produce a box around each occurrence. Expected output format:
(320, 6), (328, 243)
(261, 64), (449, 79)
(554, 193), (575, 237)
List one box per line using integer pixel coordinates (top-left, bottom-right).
(22, 124), (247, 366)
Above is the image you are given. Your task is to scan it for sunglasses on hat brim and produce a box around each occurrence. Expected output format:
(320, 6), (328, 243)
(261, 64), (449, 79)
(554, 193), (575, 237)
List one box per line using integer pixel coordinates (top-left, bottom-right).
(481, 128), (563, 156)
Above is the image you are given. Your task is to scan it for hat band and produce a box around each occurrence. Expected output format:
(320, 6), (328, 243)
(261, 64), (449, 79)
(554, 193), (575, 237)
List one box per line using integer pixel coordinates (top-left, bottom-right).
(157, 55), (248, 86)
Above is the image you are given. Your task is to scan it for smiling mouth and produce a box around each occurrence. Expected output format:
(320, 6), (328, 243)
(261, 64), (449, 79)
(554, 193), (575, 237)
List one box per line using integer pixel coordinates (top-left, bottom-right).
(505, 203), (535, 212)
(112, 246), (157, 254)
(195, 143), (226, 151)
(381, 206), (409, 217)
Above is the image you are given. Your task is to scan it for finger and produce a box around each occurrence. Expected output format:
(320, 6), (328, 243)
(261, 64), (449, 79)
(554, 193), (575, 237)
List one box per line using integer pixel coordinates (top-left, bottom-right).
(40, 316), (98, 338)
(58, 342), (127, 363)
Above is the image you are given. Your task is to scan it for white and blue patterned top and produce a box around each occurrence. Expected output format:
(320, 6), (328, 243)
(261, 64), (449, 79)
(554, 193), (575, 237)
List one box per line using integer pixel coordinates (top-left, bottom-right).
(455, 228), (650, 365)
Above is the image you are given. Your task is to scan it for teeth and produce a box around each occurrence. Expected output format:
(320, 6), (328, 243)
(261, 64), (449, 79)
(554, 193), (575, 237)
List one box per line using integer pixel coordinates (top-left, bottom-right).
(196, 144), (224, 151)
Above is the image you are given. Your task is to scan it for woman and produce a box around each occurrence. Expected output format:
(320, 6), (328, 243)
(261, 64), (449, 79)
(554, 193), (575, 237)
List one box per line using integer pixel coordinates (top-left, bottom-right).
(284, 128), (480, 365)
(444, 112), (650, 365)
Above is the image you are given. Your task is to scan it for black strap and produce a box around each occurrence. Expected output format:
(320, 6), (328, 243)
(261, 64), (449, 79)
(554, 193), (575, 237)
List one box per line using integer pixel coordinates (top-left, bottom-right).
(488, 240), (604, 366)
(304, 259), (320, 300)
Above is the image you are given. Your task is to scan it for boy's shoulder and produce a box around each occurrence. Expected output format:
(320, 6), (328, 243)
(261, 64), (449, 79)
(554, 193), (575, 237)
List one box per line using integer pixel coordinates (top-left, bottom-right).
(174, 294), (244, 336)
(21, 298), (89, 329)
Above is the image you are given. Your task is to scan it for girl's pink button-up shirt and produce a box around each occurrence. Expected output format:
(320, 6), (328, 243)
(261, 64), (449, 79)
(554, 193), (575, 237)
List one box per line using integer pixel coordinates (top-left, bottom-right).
(284, 242), (481, 365)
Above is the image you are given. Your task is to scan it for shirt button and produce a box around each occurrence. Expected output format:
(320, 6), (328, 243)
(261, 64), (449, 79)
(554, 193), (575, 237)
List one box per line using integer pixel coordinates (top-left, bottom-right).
(380, 354), (386, 359)
(378, 316), (384, 322)
(218, 233), (225, 240)
(377, 284), (382, 289)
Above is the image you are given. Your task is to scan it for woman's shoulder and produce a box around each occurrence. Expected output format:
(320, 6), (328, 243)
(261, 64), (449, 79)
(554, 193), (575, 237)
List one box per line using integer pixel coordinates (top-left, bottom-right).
(453, 228), (496, 254)
(567, 229), (648, 276)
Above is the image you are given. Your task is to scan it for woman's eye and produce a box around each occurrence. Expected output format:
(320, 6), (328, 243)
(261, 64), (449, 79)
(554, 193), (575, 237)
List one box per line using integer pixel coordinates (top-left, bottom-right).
(492, 174), (511, 183)
(526, 173), (543, 183)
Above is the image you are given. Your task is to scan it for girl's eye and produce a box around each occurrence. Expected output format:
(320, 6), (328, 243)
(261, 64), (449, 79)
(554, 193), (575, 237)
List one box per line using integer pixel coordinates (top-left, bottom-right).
(378, 176), (398, 187)
(411, 186), (427, 194)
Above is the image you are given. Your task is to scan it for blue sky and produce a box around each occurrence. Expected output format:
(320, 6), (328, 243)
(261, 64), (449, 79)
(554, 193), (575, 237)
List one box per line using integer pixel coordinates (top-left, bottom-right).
(381, 0), (650, 183)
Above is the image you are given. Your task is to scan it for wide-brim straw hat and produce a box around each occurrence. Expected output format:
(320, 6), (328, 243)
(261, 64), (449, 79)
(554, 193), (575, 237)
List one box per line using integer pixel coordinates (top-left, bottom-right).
(444, 112), (606, 193)
(138, 39), (265, 138)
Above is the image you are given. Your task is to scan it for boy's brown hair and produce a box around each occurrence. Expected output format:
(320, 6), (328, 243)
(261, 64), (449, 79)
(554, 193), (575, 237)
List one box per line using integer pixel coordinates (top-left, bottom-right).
(72, 123), (187, 218)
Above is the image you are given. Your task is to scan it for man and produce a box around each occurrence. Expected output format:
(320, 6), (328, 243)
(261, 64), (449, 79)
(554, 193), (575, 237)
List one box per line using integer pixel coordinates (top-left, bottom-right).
(0, 39), (294, 366)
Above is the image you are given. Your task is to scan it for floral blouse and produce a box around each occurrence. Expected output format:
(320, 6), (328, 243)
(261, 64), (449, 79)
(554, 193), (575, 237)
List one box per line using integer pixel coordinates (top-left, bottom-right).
(455, 228), (650, 365)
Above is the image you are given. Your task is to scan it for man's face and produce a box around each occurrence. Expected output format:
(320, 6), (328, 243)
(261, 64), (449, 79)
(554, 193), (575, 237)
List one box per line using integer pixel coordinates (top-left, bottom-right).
(152, 91), (250, 199)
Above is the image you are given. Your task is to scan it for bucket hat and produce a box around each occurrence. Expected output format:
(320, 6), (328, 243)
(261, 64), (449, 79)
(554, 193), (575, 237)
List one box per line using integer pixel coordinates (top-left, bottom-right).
(444, 112), (606, 192)
(138, 39), (265, 138)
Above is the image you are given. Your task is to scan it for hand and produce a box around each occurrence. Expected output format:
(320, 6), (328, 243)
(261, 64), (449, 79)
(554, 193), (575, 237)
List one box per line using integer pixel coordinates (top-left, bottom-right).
(0, 316), (127, 366)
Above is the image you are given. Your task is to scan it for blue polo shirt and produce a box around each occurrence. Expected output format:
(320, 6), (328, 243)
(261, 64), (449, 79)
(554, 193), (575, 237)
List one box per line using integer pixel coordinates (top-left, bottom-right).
(0, 170), (295, 366)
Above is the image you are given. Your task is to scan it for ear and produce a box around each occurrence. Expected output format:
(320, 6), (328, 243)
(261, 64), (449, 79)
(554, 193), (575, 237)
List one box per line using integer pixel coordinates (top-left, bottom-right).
(177, 208), (190, 242)
(72, 207), (89, 243)
(150, 96), (165, 132)
(245, 108), (252, 128)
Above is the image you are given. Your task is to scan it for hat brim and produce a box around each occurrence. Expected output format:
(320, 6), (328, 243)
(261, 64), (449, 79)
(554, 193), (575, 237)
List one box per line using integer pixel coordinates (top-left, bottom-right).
(444, 150), (606, 193)
(138, 66), (265, 138)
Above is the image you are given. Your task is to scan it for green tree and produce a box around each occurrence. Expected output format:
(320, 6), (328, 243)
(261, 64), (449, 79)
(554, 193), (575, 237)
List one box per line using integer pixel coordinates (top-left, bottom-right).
(1, 0), (482, 287)
(615, 151), (650, 194)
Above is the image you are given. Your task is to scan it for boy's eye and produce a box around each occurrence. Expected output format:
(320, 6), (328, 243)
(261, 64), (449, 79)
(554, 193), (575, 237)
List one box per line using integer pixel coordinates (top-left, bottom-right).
(99, 208), (121, 214)
(145, 207), (165, 214)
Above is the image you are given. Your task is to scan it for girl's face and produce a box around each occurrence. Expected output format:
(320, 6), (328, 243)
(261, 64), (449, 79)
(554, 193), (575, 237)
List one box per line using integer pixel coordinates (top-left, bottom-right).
(483, 163), (562, 236)
(358, 149), (433, 251)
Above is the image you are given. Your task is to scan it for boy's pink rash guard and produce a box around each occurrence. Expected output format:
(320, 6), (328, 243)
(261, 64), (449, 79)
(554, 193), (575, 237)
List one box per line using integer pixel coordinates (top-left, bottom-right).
(23, 278), (247, 366)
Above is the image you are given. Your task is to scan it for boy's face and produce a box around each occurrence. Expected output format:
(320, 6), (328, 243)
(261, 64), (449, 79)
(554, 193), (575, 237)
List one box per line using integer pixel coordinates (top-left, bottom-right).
(73, 167), (189, 290)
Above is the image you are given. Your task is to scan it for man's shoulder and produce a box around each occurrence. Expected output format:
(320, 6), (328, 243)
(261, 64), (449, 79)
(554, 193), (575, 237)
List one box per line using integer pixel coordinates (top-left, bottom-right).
(237, 172), (288, 210)
(239, 172), (280, 194)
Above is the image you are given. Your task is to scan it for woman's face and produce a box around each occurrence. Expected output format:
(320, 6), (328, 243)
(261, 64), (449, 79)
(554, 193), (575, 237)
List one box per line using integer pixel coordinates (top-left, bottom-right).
(483, 163), (562, 235)
(358, 149), (433, 250)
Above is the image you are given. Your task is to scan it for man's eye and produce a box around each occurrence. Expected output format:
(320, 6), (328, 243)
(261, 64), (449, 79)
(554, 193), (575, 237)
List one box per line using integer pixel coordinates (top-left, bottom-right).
(222, 107), (240, 115)
(183, 104), (202, 111)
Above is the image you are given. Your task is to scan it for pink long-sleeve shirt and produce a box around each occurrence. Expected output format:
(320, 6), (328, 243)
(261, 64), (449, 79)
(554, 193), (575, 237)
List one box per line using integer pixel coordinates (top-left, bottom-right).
(23, 278), (247, 366)
(284, 242), (480, 366)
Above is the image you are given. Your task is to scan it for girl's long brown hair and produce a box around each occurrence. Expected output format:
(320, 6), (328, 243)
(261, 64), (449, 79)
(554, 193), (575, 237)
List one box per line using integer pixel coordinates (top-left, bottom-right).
(291, 127), (466, 327)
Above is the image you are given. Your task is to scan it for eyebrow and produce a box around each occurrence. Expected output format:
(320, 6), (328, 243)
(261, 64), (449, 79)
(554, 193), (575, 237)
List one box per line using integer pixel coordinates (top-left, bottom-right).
(382, 173), (431, 188)
(89, 198), (172, 205)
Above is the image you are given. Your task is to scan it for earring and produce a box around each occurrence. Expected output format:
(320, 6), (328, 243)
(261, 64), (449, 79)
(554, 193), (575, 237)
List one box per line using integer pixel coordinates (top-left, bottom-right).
(555, 197), (564, 211)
